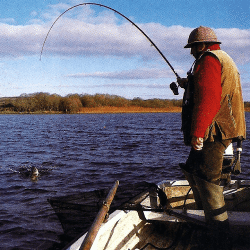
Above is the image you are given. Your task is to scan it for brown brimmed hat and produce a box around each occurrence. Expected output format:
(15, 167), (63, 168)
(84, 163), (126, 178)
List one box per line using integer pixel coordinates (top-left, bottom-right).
(184, 26), (221, 48)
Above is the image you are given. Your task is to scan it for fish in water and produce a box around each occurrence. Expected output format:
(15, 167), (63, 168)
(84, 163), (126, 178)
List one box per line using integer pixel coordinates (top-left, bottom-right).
(30, 166), (39, 181)
(15, 165), (51, 181)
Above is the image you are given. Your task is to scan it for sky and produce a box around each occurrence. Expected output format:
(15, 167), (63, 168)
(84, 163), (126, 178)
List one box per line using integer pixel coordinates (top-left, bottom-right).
(0, 0), (249, 100)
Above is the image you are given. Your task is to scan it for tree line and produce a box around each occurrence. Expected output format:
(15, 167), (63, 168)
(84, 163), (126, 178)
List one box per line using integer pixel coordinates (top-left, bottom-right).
(1, 92), (249, 114)
(0, 93), (183, 113)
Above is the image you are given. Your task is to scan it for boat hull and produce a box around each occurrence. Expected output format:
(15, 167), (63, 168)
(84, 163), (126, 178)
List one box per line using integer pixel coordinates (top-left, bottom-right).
(61, 180), (250, 250)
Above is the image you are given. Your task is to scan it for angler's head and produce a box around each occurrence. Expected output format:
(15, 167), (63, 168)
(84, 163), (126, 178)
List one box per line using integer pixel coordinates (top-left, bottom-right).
(184, 26), (221, 58)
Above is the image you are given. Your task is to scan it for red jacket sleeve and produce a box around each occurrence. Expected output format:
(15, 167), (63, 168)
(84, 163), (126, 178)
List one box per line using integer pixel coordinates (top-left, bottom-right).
(191, 53), (222, 138)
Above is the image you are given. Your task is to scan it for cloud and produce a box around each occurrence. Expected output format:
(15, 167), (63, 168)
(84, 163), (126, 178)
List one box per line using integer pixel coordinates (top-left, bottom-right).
(30, 11), (38, 18)
(216, 28), (250, 64)
(66, 68), (174, 79)
(0, 18), (15, 24)
(0, 3), (248, 67)
(0, 23), (46, 56)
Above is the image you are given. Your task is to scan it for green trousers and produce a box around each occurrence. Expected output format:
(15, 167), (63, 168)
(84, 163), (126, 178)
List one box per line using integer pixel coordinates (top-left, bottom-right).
(182, 138), (233, 249)
(185, 138), (232, 184)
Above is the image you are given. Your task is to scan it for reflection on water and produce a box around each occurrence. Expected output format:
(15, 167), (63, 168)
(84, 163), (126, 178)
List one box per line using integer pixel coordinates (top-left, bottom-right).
(0, 113), (249, 249)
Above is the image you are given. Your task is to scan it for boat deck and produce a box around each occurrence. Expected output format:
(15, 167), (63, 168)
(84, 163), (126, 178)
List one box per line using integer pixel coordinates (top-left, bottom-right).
(63, 180), (250, 250)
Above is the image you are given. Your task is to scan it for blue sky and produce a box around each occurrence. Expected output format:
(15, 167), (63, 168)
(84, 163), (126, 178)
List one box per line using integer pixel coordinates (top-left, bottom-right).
(0, 0), (249, 100)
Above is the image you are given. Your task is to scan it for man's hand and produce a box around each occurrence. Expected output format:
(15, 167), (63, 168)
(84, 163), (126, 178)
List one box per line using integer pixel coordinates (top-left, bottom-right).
(191, 137), (203, 150)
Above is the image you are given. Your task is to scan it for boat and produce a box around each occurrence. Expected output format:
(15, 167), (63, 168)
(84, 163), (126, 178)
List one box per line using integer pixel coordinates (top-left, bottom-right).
(47, 143), (250, 250)
(48, 177), (250, 250)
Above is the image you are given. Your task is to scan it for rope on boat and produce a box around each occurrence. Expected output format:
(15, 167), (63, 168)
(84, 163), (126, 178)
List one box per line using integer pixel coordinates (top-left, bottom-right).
(183, 187), (192, 211)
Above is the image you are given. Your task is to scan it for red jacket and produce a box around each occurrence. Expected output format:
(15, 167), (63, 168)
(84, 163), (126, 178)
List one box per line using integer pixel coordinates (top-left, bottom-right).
(191, 44), (222, 138)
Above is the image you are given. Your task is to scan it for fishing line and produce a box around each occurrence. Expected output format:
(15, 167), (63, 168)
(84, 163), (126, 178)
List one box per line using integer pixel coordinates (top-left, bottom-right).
(40, 2), (180, 79)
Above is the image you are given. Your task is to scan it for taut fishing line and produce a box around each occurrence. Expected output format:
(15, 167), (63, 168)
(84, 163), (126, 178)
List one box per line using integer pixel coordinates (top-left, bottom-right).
(40, 3), (180, 92)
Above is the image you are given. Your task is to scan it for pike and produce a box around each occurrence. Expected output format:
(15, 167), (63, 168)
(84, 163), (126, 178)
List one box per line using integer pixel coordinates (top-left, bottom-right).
(40, 2), (180, 80)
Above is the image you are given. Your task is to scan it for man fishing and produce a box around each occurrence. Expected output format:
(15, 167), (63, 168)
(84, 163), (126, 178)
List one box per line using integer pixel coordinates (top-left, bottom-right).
(178, 26), (246, 249)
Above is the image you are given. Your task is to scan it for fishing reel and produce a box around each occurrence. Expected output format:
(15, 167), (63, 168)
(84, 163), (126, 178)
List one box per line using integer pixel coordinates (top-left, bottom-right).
(170, 82), (179, 95)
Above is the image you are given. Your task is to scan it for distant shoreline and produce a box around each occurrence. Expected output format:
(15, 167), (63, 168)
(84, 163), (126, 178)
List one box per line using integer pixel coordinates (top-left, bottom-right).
(1, 106), (250, 114)
(79, 106), (182, 113)
(0, 106), (182, 114)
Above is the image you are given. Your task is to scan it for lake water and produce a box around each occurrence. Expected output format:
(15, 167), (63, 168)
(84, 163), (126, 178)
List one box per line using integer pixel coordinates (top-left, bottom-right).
(0, 113), (249, 250)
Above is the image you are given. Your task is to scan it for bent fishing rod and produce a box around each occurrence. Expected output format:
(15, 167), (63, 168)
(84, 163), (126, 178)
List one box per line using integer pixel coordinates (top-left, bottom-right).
(40, 3), (180, 94)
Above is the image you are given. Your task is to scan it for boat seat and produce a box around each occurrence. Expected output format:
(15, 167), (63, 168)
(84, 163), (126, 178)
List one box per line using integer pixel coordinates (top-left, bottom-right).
(145, 209), (250, 227)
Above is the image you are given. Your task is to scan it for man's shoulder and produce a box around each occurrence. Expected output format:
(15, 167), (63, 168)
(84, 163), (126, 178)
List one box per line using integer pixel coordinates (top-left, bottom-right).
(208, 50), (238, 69)
(204, 49), (223, 59)
(198, 50), (221, 64)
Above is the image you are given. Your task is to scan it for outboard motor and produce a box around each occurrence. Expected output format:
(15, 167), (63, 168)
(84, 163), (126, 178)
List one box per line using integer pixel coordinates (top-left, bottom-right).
(221, 140), (242, 185)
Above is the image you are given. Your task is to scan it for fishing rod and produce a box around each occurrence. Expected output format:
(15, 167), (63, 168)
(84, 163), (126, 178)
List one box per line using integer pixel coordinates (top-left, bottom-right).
(40, 3), (180, 93)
